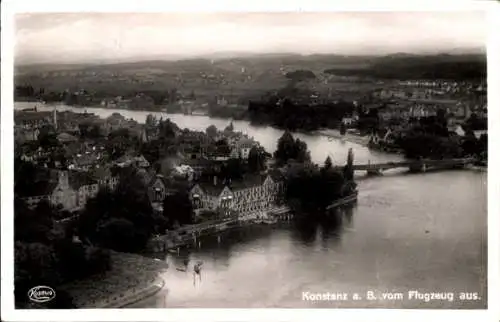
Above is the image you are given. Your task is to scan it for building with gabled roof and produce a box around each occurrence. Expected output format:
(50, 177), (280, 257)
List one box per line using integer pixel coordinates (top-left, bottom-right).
(20, 169), (119, 211)
(189, 170), (285, 220)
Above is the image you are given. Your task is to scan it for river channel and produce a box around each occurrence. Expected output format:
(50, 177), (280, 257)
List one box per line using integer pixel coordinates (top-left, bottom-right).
(15, 102), (488, 308)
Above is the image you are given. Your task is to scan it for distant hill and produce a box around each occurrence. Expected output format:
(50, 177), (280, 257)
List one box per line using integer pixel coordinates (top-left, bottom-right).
(324, 53), (486, 80)
(14, 51), (486, 94)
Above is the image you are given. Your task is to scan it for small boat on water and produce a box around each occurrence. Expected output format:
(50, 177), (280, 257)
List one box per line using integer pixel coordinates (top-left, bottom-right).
(176, 267), (187, 272)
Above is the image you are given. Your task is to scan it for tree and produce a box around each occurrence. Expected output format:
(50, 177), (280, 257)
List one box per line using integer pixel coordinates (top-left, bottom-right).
(78, 122), (91, 139)
(324, 156), (333, 170)
(38, 126), (59, 149)
(294, 139), (311, 163)
(248, 146), (267, 173)
(340, 122), (346, 135)
(222, 158), (245, 180)
(274, 131), (296, 165)
(78, 167), (155, 252)
(96, 218), (137, 252)
(206, 125), (218, 139)
(461, 135), (480, 157)
(88, 125), (102, 139)
(284, 163), (345, 215)
(106, 128), (138, 160)
(158, 119), (177, 139)
(15, 198), (54, 243)
(163, 191), (194, 227)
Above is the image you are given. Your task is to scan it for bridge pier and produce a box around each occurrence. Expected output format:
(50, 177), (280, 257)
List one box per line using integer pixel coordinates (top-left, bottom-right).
(409, 163), (423, 173)
(367, 169), (382, 176)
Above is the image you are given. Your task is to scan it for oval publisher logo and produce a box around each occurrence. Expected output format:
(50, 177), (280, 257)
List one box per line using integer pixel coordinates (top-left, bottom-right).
(27, 286), (56, 303)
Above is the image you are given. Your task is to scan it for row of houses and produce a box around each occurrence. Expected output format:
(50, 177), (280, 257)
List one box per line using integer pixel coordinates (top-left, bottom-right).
(148, 169), (286, 220)
(20, 149), (286, 221)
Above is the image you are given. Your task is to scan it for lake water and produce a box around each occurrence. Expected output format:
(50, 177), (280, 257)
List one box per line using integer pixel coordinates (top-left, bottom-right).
(15, 102), (488, 308)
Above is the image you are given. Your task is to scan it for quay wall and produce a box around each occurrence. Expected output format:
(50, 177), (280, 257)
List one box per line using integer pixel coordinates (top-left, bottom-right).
(147, 194), (358, 253)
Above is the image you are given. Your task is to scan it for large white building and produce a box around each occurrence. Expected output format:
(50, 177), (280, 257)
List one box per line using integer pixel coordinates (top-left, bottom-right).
(189, 170), (285, 220)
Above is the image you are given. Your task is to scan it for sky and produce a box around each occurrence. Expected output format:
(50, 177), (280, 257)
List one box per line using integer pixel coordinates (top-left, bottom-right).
(14, 12), (487, 64)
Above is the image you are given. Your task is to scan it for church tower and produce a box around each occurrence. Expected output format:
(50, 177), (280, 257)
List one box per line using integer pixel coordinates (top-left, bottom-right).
(53, 108), (58, 130)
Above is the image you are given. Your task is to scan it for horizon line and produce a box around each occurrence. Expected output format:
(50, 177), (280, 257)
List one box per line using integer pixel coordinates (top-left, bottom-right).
(15, 47), (487, 67)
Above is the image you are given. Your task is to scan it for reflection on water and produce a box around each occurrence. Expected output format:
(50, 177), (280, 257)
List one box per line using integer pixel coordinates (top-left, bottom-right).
(132, 171), (486, 309)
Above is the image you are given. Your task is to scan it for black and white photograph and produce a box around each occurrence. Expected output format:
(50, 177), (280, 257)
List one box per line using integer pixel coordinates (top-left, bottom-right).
(1, 0), (498, 321)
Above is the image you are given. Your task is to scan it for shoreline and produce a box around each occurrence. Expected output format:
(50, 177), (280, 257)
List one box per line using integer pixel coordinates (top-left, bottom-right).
(314, 128), (371, 147)
(62, 251), (168, 308)
(98, 277), (166, 308)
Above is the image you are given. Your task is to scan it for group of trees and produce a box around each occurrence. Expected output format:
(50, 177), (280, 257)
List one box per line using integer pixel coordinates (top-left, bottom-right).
(283, 155), (356, 217)
(274, 131), (311, 166)
(15, 85), (44, 99)
(393, 114), (487, 160)
(324, 54), (487, 81)
(78, 167), (157, 252)
(248, 98), (355, 131)
(78, 122), (103, 140)
(79, 166), (196, 251)
(14, 197), (112, 308)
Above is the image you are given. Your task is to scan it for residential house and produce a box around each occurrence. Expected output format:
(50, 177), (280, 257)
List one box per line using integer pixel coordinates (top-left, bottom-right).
(148, 174), (191, 206)
(230, 138), (255, 160)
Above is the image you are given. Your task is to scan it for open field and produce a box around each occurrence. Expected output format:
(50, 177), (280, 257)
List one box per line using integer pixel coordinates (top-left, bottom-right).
(15, 53), (485, 103)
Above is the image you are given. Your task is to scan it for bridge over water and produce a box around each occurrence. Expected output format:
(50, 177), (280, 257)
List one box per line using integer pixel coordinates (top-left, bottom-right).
(334, 157), (477, 175)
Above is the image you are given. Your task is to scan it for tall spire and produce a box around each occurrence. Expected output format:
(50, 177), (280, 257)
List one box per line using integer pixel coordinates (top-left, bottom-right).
(53, 108), (57, 130)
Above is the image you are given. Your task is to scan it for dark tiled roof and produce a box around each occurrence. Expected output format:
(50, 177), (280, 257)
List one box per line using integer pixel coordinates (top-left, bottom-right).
(196, 174), (269, 196)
